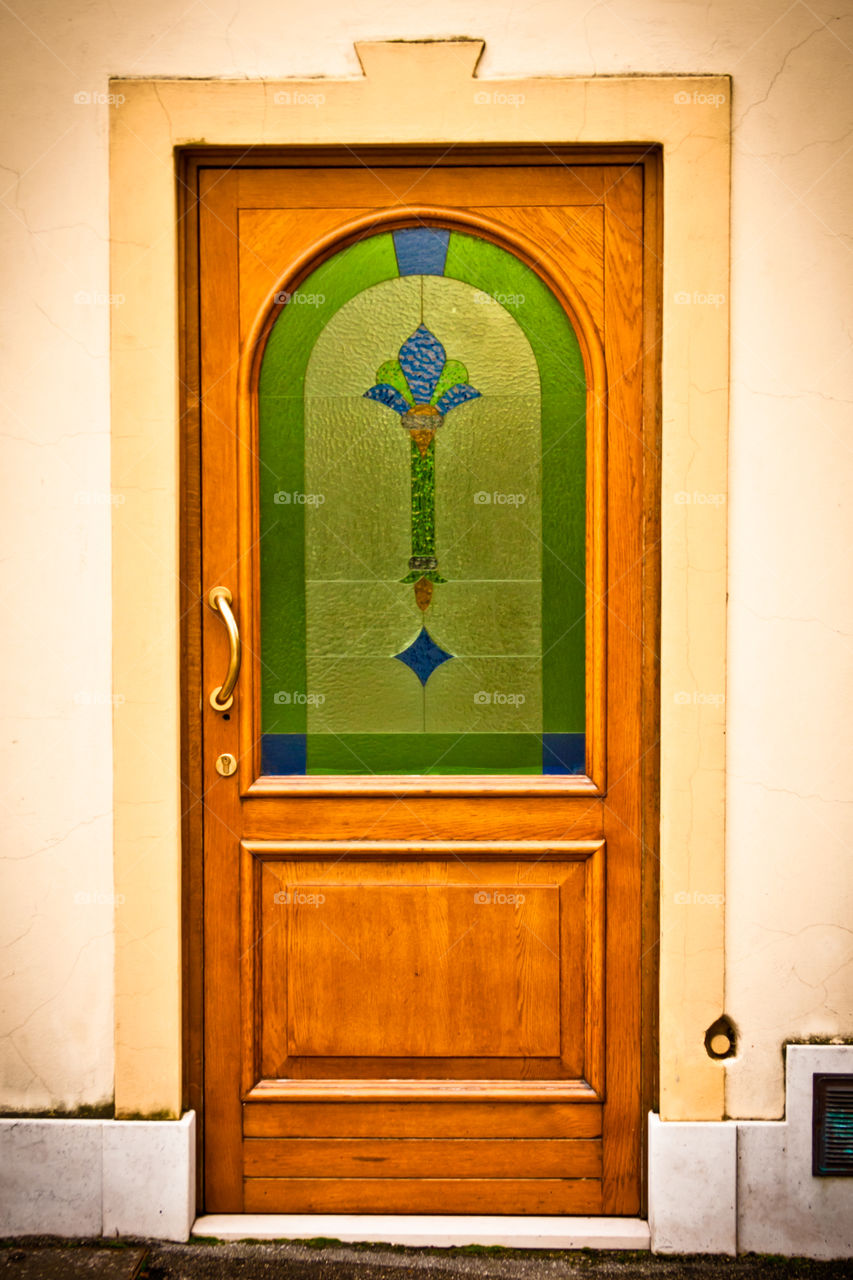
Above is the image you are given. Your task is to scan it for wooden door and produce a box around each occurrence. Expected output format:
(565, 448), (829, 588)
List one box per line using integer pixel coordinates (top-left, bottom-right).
(193, 152), (655, 1215)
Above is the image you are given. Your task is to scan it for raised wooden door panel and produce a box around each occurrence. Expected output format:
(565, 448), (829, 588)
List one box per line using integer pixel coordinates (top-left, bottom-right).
(241, 843), (603, 1088)
(196, 152), (649, 1215)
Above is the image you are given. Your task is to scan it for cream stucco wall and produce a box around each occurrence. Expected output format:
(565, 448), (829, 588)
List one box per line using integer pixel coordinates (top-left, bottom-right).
(1, 0), (851, 1123)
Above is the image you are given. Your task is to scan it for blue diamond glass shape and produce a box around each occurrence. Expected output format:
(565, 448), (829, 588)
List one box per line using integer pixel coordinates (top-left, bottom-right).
(394, 626), (453, 686)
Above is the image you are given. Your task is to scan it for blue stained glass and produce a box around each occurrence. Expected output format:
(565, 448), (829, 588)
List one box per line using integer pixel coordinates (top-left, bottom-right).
(542, 733), (586, 774)
(394, 626), (454, 686)
(261, 733), (307, 774)
(393, 227), (450, 277)
(364, 383), (411, 415)
(435, 383), (481, 414)
(398, 325), (446, 404)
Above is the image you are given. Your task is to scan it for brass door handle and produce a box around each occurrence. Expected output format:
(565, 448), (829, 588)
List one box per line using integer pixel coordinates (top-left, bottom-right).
(208, 587), (241, 712)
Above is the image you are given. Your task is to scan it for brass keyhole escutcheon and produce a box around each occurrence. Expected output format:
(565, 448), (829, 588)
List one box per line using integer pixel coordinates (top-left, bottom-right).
(215, 753), (237, 777)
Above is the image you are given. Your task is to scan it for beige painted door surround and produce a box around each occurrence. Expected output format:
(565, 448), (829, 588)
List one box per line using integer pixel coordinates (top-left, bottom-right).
(108, 43), (730, 1165)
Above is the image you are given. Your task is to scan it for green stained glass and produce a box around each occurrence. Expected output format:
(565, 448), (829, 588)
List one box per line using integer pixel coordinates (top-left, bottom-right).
(257, 227), (586, 776)
(373, 359), (415, 406)
(408, 438), (436, 563)
(258, 234), (399, 738)
(431, 359), (470, 407)
(444, 234), (587, 736)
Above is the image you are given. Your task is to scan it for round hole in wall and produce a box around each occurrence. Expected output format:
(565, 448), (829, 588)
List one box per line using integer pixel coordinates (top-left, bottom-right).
(705, 1014), (737, 1060)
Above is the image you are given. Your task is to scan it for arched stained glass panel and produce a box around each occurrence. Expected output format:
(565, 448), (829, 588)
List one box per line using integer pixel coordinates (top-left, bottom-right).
(257, 227), (586, 775)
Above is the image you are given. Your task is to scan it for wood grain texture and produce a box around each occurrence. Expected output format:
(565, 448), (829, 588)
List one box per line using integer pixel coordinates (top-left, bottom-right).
(237, 203), (605, 342)
(237, 206), (364, 342)
(245, 1079), (599, 1102)
(242, 846), (599, 1087)
(599, 166), (645, 1216)
(639, 150), (663, 1215)
(286, 883), (561, 1058)
(243, 1101), (602, 1138)
(189, 152), (656, 1215)
(199, 168), (245, 1209)
(178, 153), (205, 1204)
(236, 164), (613, 210)
(244, 1138), (602, 1179)
(241, 797), (605, 839)
(470, 205), (605, 335)
(244, 1177), (603, 1214)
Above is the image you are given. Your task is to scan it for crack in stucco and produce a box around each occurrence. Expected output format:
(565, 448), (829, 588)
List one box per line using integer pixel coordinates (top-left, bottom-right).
(737, 22), (836, 127)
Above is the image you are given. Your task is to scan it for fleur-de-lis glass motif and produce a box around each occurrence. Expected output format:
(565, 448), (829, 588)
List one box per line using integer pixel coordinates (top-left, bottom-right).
(364, 324), (481, 614)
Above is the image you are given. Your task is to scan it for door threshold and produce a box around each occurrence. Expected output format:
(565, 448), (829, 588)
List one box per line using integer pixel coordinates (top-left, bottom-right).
(192, 1214), (650, 1249)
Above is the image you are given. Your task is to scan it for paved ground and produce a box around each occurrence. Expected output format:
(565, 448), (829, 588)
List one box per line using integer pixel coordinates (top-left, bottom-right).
(0, 1244), (147, 1279)
(2, 1240), (853, 1280)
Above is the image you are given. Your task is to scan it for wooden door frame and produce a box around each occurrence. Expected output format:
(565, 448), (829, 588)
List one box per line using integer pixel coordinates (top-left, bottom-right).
(177, 143), (662, 1212)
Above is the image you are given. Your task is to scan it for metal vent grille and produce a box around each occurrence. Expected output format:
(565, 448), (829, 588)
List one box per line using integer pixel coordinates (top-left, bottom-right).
(813, 1073), (853, 1176)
